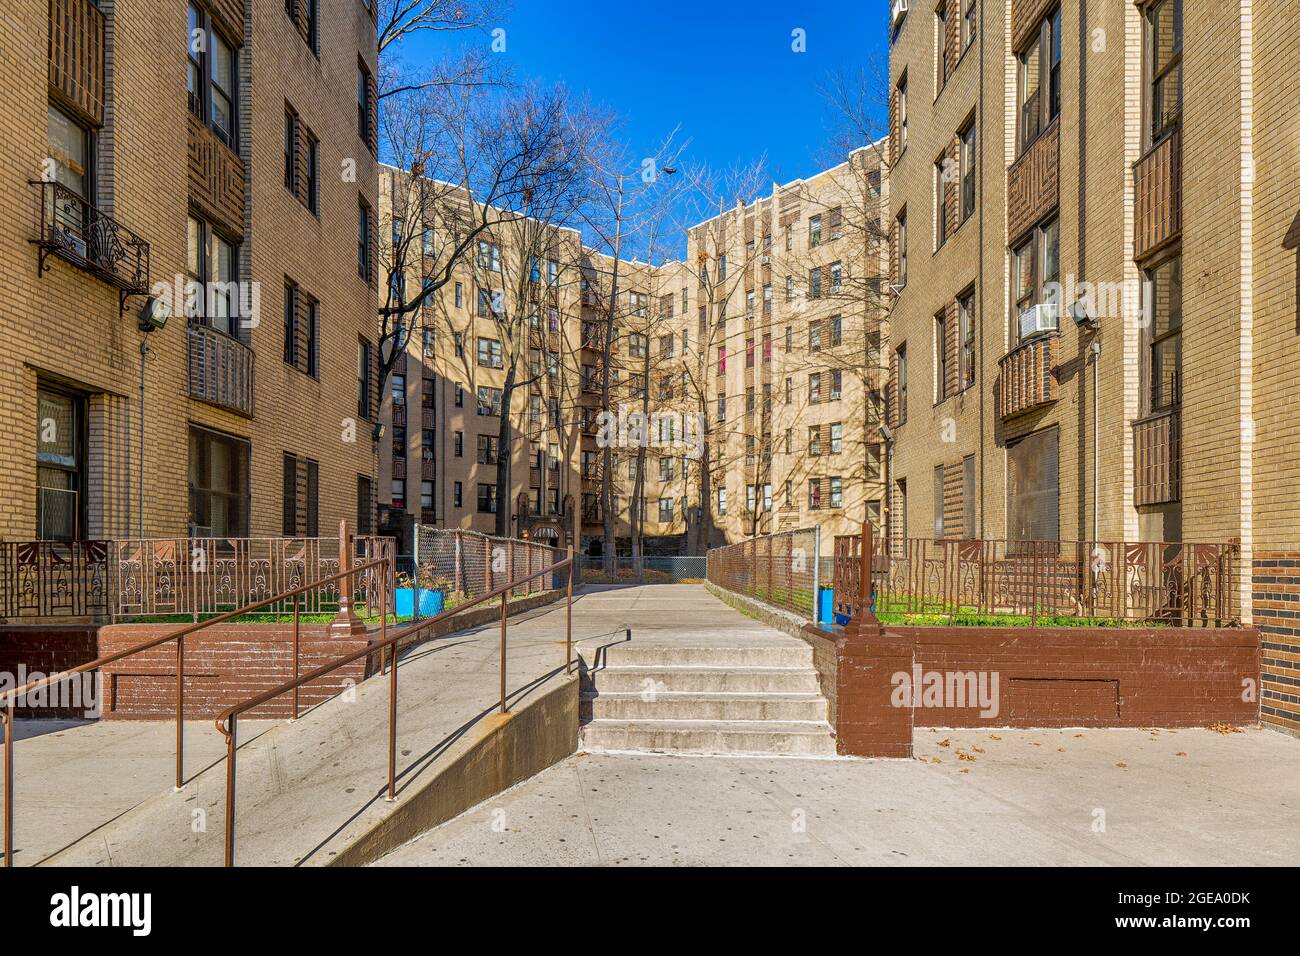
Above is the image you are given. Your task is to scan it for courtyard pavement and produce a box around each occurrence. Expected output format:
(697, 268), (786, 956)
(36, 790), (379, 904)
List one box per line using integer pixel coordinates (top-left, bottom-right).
(374, 725), (1300, 866)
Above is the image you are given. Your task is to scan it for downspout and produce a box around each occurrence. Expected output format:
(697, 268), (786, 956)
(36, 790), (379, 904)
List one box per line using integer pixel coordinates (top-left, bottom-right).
(138, 337), (148, 538)
(976, 0), (986, 536)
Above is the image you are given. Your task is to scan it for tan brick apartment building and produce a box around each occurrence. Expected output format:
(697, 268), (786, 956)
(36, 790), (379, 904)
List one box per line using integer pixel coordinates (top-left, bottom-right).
(378, 152), (890, 557)
(885, 0), (1299, 728)
(0, 0), (380, 543)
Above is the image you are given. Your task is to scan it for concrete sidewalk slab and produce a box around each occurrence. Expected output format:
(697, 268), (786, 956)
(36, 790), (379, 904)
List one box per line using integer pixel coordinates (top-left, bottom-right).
(374, 726), (1300, 866)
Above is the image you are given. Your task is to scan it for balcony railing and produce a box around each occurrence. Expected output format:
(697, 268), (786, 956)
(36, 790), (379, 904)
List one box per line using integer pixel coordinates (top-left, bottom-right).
(1134, 123), (1182, 260)
(1133, 407), (1181, 506)
(998, 333), (1059, 420)
(188, 322), (255, 416)
(31, 180), (150, 296)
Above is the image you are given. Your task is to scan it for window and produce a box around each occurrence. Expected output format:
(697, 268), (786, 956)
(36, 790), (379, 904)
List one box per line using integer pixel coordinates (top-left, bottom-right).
(718, 487), (728, 515)
(896, 344), (909, 424)
(188, 4), (238, 148)
(356, 475), (373, 535)
(935, 309), (950, 402)
(283, 107), (297, 191)
(280, 453), (318, 535)
(1146, 0), (1183, 143)
(934, 156), (950, 249)
(717, 346), (727, 375)
(422, 480), (434, 511)
(718, 255), (727, 280)
(830, 423), (843, 455)
(830, 262), (842, 293)
(454, 431), (463, 456)
(830, 369), (842, 400)
(867, 443), (882, 481)
(422, 327), (435, 357)
(357, 198), (372, 281)
(189, 426), (250, 537)
(1017, 6), (1063, 153)
(357, 59), (374, 147)
(808, 479), (822, 511)
(454, 383), (464, 407)
(187, 216), (240, 336)
(895, 209), (908, 287)
(453, 481), (463, 508)
(958, 288), (976, 389)
(933, 465), (946, 539)
(809, 372), (821, 404)
(476, 386), (503, 417)
(959, 121), (976, 223)
(896, 72), (908, 153)
(1145, 254), (1182, 410)
(658, 498), (674, 523)
(659, 334), (675, 358)
(356, 338), (373, 419)
(659, 457), (674, 482)
(1011, 217), (1060, 344)
(286, 0), (319, 53)
(477, 484), (498, 514)
(47, 103), (91, 201)
(962, 455), (976, 538)
(477, 337), (503, 369)
(1007, 427), (1059, 544)
(935, 2), (949, 87)
(35, 387), (86, 540)
(809, 214), (823, 247)
(304, 130), (319, 214)
(810, 268), (822, 299)
(629, 333), (648, 359)
(808, 427), (821, 457)
(477, 434), (499, 464)
(829, 478), (843, 509)
(961, 0), (977, 51)
(829, 315), (842, 347)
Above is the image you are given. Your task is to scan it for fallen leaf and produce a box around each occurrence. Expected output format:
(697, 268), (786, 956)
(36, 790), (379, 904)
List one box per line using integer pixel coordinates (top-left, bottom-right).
(957, 751), (976, 762)
(988, 734), (1002, 741)
(1116, 762), (1128, 769)
(973, 746), (985, 754)
(936, 738), (951, 748)
(1057, 747), (1066, 753)
(1207, 723), (1243, 735)
(1175, 751), (1187, 757)
(930, 756), (942, 764)
(959, 768), (970, 774)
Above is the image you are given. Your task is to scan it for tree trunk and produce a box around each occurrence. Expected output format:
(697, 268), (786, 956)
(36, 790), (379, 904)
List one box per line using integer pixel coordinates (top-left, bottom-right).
(494, 363), (516, 537)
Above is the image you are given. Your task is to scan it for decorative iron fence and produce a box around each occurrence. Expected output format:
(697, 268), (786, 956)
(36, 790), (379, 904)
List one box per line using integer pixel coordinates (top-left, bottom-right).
(0, 540), (112, 620)
(413, 526), (562, 602)
(113, 536), (394, 619)
(706, 528), (820, 620)
(833, 532), (1240, 627)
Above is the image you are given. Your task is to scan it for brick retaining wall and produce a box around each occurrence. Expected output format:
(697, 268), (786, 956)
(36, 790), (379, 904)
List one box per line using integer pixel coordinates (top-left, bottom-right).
(1253, 552), (1300, 734)
(0, 625), (100, 718)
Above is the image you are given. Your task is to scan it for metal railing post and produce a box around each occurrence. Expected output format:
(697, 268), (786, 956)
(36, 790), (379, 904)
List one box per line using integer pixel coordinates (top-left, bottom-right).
(385, 569), (396, 802)
(175, 632), (185, 790)
(3, 702), (12, 868)
(565, 546), (574, 674)
(499, 590), (508, 714)
(292, 594), (300, 720)
(224, 715), (236, 868)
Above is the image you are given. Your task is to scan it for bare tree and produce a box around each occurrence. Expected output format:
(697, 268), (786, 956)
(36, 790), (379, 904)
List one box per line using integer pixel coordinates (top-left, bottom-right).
(376, 0), (508, 100)
(378, 83), (589, 427)
(578, 132), (688, 565)
(670, 160), (770, 553)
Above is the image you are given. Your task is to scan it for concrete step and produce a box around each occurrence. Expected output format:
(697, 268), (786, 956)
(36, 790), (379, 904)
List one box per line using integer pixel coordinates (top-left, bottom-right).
(580, 719), (838, 757)
(599, 643), (813, 668)
(585, 690), (828, 722)
(592, 665), (822, 695)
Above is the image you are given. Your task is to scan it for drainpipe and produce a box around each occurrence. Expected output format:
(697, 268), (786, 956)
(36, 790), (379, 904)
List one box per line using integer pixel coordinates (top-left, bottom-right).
(138, 337), (149, 538)
(1091, 338), (1101, 542)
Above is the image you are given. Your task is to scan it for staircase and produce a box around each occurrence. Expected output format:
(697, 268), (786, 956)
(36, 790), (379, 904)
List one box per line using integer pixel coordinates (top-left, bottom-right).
(579, 640), (837, 757)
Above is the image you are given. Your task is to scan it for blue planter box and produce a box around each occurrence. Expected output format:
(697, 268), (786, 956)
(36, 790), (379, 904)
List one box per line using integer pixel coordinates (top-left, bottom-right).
(395, 588), (445, 618)
(817, 587), (852, 626)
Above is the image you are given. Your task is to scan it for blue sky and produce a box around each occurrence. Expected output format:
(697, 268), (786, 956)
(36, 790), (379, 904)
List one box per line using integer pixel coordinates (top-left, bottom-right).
(396, 0), (890, 187)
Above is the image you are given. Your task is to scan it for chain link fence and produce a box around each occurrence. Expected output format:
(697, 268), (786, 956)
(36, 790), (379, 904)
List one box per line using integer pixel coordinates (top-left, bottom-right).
(578, 556), (707, 584)
(413, 527), (565, 605)
(706, 528), (821, 621)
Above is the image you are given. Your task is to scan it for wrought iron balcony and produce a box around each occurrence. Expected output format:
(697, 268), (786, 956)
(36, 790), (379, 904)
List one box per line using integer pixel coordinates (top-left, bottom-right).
(31, 180), (150, 307)
(188, 322), (255, 416)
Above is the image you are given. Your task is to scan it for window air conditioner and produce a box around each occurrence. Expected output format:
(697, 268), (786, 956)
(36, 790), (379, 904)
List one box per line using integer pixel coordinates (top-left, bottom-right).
(1019, 302), (1060, 340)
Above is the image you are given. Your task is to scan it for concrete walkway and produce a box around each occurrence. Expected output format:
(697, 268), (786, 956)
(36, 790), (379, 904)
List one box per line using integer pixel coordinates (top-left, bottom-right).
(31, 584), (747, 866)
(375, 726), (1300, 866)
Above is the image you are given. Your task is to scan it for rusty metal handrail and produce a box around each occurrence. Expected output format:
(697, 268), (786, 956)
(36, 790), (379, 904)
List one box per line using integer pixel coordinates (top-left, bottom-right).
(214, 545), (576, 867)
(1, 528), (391, 869)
